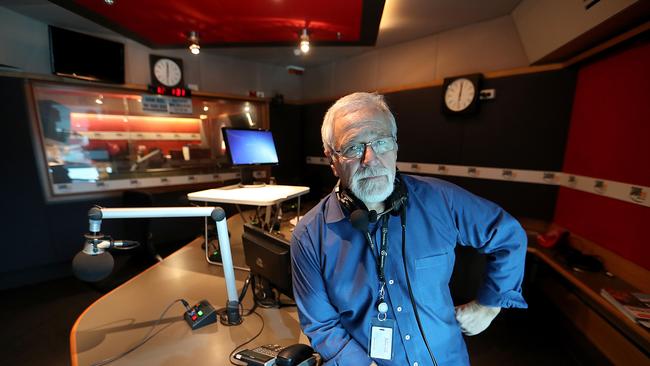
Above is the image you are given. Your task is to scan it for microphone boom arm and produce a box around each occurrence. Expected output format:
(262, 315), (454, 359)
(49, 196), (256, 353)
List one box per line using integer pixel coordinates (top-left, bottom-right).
(80, 205), (241, 325)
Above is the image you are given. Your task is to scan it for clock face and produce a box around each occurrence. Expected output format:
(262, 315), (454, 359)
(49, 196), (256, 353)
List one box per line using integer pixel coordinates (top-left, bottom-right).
(444, 78), (476, 112)
(153, 58), (182, 87)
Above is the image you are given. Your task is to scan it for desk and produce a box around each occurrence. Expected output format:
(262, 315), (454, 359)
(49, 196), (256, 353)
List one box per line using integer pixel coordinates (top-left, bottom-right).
(188, 185), (310, 228)
(70, 238), (305, 366)
(527, 242), (650, 365)
(188, 185), (309, 206)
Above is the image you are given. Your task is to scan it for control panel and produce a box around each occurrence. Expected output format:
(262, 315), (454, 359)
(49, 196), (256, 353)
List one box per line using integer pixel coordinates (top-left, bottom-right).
(183, 299), (217, 330)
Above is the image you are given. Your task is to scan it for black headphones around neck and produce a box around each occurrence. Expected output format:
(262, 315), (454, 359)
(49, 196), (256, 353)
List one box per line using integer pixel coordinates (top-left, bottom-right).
(336, 172), (408, 223)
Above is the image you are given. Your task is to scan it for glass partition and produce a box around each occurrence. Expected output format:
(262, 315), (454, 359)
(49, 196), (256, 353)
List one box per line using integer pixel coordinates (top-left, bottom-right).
(31, 82), (267, 198)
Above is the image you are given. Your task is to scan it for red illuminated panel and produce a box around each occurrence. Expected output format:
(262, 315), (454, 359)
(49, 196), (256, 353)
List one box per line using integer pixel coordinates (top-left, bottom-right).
(70, 113), (201, 133)
(72, 0), (363, 45)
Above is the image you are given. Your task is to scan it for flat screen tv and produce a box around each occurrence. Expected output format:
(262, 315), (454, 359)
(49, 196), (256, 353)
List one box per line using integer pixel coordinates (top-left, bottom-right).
(49, 26), (125, 84)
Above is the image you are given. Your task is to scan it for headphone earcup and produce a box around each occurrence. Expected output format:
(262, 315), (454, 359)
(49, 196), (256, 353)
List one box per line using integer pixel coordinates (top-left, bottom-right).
(337, 187), (368, 214)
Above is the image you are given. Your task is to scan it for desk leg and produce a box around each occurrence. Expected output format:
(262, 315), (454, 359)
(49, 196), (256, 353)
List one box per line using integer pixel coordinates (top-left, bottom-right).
(265, 205), (272, 230)
(297, 196), (302, 224)
(236, 204), (248, 223)
(267, 203), (281, 233)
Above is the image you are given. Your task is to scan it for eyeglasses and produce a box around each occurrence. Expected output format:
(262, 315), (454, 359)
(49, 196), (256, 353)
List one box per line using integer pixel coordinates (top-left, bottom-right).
(333, 136), (397, 160)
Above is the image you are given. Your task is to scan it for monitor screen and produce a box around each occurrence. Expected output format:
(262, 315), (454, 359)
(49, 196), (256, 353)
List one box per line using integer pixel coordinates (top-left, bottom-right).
(49, 26), (125, 84)
(222, 128), (279, 166)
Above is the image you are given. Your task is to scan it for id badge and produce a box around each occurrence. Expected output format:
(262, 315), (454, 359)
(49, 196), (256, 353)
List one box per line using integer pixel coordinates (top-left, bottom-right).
(368, 318), (395, 360)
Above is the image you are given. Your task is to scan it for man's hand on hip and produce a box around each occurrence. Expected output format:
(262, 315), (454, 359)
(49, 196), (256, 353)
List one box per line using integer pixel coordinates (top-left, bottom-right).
(454, 300), (501, 336)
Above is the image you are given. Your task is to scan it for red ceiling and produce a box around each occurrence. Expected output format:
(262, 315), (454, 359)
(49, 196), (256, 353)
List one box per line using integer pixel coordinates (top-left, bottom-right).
(50, 0), (383, 48)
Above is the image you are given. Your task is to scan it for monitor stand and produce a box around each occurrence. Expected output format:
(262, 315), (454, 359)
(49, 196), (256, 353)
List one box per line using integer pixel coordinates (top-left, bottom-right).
(238, 167), (266, 188)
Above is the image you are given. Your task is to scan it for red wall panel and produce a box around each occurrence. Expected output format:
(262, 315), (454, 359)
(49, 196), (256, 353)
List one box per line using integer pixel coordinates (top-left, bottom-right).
(554, 39), (650, 270)
(555, 187), (650, 270)
(562, 40), (650, 185)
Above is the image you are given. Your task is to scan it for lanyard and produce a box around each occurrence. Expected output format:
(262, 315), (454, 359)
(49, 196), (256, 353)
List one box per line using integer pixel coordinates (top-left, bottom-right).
(367, 214), (390, 320)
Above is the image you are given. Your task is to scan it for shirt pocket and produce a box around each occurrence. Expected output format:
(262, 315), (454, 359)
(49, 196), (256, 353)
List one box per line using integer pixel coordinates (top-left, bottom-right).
(413, 251), (454, 316)
(415, 252), (449, 269)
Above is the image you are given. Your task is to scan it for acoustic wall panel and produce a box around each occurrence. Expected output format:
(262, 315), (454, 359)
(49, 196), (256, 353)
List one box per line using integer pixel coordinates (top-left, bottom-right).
(555, 38), (650, 270)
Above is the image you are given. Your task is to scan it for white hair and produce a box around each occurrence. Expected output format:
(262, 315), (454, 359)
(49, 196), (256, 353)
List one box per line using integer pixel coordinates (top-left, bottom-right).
(321, 92), (397, 155)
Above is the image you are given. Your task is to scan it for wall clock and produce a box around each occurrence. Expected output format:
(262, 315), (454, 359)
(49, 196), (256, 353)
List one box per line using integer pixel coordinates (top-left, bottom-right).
(442, 73), (482, 115)
(150, 55), (184, 88)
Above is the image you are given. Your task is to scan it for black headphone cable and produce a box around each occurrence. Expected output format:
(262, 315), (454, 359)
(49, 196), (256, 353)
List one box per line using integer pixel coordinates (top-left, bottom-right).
(401, 218), (439, 366)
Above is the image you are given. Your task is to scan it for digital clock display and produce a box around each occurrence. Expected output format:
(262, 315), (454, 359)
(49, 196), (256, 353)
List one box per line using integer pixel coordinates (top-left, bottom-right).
(148, 85), (192, 98)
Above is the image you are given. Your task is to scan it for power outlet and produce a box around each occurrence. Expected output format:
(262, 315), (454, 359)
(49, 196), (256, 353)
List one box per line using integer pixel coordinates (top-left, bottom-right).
(479, 89), (496, 100)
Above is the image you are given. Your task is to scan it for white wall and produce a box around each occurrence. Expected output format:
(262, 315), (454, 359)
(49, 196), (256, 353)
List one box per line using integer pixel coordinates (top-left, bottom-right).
(301, 15), (529, 101)
(512, 0), (638, 63)
(0, 6), (302, 100)
(0, 7), (51, 74)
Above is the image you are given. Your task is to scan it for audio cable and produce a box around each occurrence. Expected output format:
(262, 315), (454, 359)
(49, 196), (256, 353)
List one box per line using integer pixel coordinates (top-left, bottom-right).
(90, 298), (191, 366)
(401, 220), (438, 366)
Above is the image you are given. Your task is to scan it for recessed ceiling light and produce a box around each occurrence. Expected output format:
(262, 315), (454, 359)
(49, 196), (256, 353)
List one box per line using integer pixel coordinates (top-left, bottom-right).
(299, 28), (310, 54)
(188, 31), (200, 55)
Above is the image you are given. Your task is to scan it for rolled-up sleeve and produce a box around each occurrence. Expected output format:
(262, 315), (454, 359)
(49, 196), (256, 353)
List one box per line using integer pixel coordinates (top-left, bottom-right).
(290, 229), (373, 365)
(446, 184), (528, 309)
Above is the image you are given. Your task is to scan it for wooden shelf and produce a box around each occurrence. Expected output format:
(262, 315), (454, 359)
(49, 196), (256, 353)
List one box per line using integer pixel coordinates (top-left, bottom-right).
(524, 221), (650, 365)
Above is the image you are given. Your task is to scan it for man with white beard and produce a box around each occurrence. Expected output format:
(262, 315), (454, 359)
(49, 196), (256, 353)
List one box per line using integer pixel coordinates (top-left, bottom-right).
(290, 92), (527, 366)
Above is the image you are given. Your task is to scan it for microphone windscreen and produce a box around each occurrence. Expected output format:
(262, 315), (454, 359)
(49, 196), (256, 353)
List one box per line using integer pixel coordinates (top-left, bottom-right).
(350, 209), (369, 232)
(72, 251), (114, 282)
(368, 210), (378, 223)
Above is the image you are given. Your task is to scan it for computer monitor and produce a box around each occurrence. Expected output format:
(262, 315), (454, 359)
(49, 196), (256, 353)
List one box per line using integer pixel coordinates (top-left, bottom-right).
(242, 223), (293, 303)
(222, 128), (279, 185)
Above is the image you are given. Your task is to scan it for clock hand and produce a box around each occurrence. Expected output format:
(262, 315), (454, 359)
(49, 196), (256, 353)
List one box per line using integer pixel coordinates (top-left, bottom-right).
(458, 82), (463, 103)
(166, 63), (169, 81)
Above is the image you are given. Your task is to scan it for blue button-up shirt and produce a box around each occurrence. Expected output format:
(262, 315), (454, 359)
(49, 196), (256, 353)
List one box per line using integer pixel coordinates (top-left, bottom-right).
(290, 175), (527, 365)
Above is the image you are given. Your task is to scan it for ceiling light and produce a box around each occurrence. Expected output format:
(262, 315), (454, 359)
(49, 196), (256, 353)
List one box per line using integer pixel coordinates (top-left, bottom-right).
(188, 31), (200, 55)
(95, 95), (104, 104)
(104, 0), (115, 5)
(299, 28), (310, 54)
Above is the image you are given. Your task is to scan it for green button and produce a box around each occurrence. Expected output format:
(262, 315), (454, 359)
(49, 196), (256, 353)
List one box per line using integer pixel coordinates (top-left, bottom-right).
(197, 310), (203, 316)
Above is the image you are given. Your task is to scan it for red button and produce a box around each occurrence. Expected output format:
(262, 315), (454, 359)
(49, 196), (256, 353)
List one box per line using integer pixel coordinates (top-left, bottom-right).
(191, 315), (197, 321)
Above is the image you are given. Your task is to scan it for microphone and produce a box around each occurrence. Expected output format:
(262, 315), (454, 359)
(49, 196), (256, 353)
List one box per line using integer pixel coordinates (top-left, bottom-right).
(72, 238), (140, 282)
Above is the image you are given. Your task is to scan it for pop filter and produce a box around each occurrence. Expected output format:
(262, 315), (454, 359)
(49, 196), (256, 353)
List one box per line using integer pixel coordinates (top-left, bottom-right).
(350, 209), (369, 232)
(72, 250), (114, 282)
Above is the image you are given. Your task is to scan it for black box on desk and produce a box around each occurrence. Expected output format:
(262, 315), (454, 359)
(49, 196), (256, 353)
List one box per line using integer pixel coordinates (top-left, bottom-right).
(242, 223), (293, 299)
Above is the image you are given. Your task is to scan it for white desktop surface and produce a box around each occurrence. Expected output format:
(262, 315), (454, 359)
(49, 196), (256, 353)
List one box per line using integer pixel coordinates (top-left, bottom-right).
(188, 185), (309, 206)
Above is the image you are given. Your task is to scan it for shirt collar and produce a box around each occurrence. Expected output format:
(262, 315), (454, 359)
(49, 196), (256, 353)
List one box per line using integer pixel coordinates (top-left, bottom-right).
(324, 190), (347, 224)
